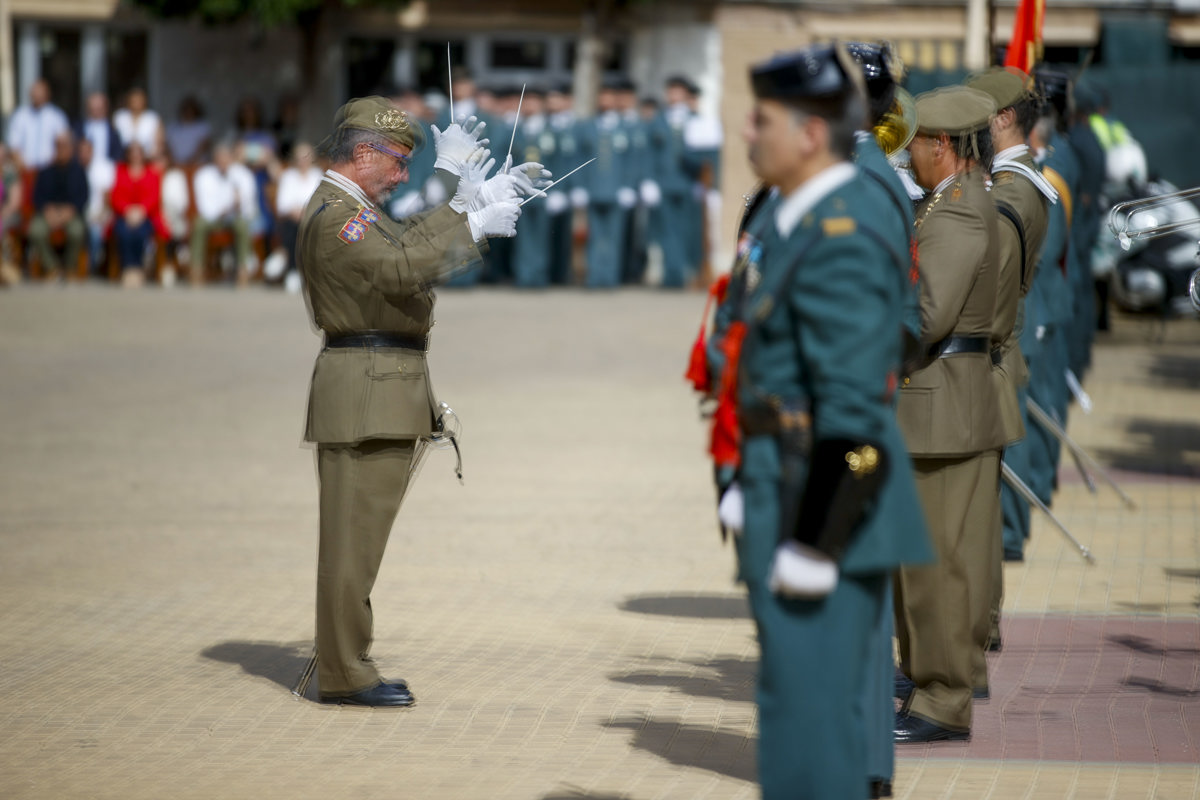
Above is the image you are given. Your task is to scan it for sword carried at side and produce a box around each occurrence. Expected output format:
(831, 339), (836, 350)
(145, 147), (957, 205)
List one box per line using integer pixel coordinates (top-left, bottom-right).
(1026, 398), (1137, 509)
(1002, 461), (1096, 564)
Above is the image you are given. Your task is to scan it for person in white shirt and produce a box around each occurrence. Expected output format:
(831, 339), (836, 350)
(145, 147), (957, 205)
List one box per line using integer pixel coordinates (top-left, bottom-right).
(79, 139), (116, 276)
(5, 79), (71, 170)
(272, 141), (323, 287)
(78, 92), (123, 165)
(113, 88), (162, 159)
(189, 143), (258, 285)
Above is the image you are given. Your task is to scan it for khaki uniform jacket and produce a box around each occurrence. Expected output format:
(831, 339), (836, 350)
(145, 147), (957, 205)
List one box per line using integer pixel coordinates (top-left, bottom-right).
(299, 173), (483, 444)
(990, 151), (1049, 443)
(897, 167), (1006, 457)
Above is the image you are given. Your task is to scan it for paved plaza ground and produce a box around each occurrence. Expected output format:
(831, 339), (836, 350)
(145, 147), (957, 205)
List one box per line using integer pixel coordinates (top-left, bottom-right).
(1, 283), (1198, 799)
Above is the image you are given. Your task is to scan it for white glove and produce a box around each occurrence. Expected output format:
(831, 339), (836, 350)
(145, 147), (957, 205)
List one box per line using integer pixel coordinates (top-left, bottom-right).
(768, 541), (839, 599)
(505, 159), (553, 197)
(570, 187), (589, 209)
(617, 186), (638, 209)
(469, 173), (521, 212)
(432, 115), (490, 177)
(639, 179), (662, 207)
(717, 481), (744, 535)
(448, 153), (500, 213)
(467, 200), (521, 241)
(546, 191), (569, 215)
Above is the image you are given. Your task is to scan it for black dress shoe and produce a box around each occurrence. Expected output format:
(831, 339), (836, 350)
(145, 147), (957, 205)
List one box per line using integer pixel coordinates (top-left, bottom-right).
(893, 670), (915, 701)
(894, 712), (969, 744)
(321, 682), (415, 707)
(987, 636), (1003, 652)
(1003, 548), (1024, 562)
(972, 686), (989, 701)
(869, 779), (893, 798)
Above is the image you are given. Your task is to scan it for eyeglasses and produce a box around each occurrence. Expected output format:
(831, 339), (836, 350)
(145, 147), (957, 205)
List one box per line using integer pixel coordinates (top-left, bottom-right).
(367, 142), (411, 169)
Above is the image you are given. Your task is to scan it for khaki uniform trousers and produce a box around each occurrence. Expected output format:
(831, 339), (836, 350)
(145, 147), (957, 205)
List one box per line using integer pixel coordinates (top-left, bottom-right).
(316, 438), (416, 696)
(894, 449), (1000, 731)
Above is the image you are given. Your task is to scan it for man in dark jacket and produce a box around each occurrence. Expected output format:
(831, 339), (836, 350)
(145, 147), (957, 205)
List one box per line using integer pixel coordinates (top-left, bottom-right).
(28, 131), (89, 279)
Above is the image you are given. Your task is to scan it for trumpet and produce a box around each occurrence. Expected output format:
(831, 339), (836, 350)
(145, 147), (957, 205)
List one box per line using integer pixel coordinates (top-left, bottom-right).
(1107, 184), (1200, 251)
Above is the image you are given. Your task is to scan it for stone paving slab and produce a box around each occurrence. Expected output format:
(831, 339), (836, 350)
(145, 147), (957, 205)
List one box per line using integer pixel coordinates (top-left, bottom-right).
(1, 285), (1198, 800)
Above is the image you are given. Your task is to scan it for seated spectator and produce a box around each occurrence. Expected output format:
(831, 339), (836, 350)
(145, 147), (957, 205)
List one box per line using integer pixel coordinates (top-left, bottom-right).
(111, 141), (167, 287)
(272, 141), (322, 291)
(114, 88), (162, 158)
(5, 78), (70, 171)
(79, 138), (115, 277)
(28, 132), (88, 280)
(155, 148), (191, 285)
(236, 138), (280, 258)
(165, 96), (212, 167)
(0, 143), (20, 286)
(77, 92), (123, 165)
(189, 142), (257, 286)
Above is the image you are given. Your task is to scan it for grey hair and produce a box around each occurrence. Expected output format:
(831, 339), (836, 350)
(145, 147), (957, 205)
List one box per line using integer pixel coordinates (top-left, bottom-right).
(321, 127), (385, 163)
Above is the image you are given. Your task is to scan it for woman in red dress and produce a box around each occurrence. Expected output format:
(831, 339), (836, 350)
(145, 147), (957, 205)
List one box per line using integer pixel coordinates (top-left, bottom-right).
(110, 141), (167, 285)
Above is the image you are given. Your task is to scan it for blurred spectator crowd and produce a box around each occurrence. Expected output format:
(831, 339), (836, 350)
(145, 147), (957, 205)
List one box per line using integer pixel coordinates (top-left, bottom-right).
(0, 70), (722, 291)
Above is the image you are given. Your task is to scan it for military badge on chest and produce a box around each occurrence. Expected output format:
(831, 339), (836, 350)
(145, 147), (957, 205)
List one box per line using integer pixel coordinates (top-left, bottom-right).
(734, 230), (764, 294)
(338, 207), (379, 244)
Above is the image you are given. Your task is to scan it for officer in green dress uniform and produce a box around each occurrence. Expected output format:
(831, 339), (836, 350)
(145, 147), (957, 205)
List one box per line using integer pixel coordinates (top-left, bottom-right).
(964, 66), (1054, 692)
(893, 86), (1004, 743)
(545, 82), (585, 285)
(845, 41), (923, 799)
(298, 96), (535, 706)
(511, 86), (554, 287)
(579, 77), (635, 287)
(730, 44), (932, 798)
(653, 76), (703, 288)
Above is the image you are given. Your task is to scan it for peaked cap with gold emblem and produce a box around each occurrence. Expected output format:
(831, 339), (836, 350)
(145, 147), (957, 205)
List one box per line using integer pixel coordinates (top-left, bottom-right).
(331, 95), (419, 151)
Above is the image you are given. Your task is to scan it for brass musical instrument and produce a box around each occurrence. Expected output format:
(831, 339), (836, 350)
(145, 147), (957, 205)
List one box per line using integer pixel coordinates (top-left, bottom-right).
(1107, 184), (1200, 310)
(872, 87), (918, 157)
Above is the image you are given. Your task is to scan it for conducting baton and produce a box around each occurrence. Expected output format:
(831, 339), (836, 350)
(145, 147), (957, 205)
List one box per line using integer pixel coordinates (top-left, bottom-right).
(447, 43), (455, 122)
(1026, 397), (1137, 509)
(505, 84), (526, 169)
(1002, 461), (1096, 564)
(520, 158), (597, 206)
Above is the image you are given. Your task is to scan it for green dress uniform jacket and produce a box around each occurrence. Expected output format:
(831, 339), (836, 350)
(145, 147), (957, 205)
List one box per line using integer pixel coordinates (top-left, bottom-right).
(896, 167), (1005, 457)
(733, 167), (932, 799)
(300, 174), (482, 445)
(990, 148), (1050, 443)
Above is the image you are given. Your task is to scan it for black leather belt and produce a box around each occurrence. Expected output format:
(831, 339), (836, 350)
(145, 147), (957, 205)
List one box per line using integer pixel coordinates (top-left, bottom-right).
(325, 331), (428, 351)
(934, 335), (990, 358)
(740, 403), (812, 437)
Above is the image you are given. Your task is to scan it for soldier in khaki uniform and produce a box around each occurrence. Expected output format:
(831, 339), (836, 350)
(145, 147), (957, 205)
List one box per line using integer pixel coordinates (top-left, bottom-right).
(965, 67), (1055, 695)
(893, 86), (1004, 743)
(299, 97), (541, 706)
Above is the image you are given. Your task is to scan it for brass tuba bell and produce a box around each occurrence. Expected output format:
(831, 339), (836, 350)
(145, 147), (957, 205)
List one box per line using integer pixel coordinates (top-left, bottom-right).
(872, 87), (918, 157)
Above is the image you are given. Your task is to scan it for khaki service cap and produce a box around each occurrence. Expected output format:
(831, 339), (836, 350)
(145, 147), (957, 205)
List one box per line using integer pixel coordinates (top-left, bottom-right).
(331, 96), (417, 151)
(914, 86), (996, 135)
(965, 66), (1033, 111)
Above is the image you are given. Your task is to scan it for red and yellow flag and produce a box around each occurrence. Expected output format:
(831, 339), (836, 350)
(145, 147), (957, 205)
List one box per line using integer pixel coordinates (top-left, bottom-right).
(1004, 0), (1045, 73)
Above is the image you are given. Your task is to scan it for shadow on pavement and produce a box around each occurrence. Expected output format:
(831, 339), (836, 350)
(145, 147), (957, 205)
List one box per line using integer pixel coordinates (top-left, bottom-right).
(1145, 352), (1200, 389)
(1095, 417), (1200, 478)
(201, 640), (313, 692)
(619, 592), (750, 620)
(603, 717), (755, 783)
(609, 655), (754, 703)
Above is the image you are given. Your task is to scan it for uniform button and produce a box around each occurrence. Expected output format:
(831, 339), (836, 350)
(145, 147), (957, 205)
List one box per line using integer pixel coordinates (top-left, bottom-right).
(903, 377), (910, 386)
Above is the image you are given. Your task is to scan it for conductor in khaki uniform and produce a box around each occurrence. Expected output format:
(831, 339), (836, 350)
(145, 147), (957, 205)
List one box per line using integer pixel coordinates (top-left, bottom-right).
(893, 86), (1005, 743)
(965, 67), (1054, 695)
(299, 96), (533, 706)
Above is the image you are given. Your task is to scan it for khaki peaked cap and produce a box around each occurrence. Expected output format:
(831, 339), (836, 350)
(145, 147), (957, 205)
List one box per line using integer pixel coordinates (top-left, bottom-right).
(914, 86), (996, 136)
(332, 96), (417, 151)
(965, 66), (1033, 111)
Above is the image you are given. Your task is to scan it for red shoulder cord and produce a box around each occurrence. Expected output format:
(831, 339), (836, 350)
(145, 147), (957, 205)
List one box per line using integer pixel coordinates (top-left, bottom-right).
(684, 275), (742, 470)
